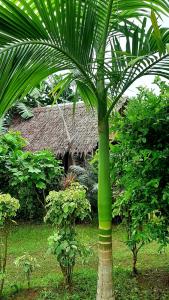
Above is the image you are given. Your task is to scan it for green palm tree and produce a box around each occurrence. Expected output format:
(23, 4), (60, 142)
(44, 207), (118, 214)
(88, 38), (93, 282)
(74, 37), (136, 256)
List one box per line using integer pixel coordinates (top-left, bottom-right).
(0, 1), (169, 299)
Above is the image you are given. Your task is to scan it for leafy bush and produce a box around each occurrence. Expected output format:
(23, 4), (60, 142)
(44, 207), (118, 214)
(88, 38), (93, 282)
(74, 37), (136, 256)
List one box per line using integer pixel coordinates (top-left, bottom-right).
(69, 162), (98, 214)
(0, 194), (20, 226)
(0, 131), (63, 220)
(0, 193), (20, 297)
(45, 182), (91, 287)
(14, 253), (39, 288)
(110, 77), (169, 274)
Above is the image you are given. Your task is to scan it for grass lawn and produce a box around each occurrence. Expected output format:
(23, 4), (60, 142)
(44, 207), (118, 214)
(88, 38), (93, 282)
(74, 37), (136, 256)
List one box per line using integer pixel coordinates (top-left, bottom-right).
(2, 223), (169, 299)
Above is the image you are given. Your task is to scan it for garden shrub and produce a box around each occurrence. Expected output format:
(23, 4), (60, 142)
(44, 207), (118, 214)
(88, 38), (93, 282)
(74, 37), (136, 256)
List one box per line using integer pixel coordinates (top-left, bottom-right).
(0, 131), (63, 220)
(45, 182), (91, 287)
(0, 193), (20, 296)
(14, 253), (39, 288)
(69, 163), (98, 214)
(110, 77), (169, 274)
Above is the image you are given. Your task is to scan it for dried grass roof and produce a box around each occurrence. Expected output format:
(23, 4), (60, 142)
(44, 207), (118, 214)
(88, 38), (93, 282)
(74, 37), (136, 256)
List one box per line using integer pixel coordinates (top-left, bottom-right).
(11, 102), (98, 156)
(11, 100), (127, 156)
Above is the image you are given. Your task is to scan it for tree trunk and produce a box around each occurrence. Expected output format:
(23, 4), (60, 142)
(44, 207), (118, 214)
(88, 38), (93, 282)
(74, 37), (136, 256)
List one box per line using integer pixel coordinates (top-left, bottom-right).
(60, 264), (74, 288)
(132, 245), (138, 276)
(96, 113), (114, 300)
(0, 228), (8, 297)
(97, 234), (114, 300)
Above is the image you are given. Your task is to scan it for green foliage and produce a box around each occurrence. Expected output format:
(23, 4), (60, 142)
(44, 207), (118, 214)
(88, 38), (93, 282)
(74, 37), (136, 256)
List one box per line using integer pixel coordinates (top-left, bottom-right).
(45, 183), (91, 225)
(0, 194), (20, 226)
(47, 232), (89, 284)
(45, 182), (91, 286)
(0, 1), (169, 118)
(66, 164), (98, 214)
(110, 77), (169, 273)
(0, 74), (75, 134)
(21, 74), (75, 107)
(0, 131), (63, 220)
(1, 1), (169, 297)
(14, 253), (39, 288)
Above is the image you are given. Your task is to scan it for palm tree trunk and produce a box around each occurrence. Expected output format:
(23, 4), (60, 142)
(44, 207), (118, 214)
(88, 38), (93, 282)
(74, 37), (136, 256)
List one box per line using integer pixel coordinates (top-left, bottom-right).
(96, 112), (114, 300)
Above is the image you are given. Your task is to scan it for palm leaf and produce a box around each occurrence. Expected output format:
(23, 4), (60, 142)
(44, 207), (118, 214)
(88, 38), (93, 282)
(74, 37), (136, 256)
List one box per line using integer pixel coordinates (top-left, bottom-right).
(51, 73), (73, 104)
(151, 10), (165, 55)
(105, 17), (169, 115)
(0, 44), (57, 116)
(0, 0), (169, 117)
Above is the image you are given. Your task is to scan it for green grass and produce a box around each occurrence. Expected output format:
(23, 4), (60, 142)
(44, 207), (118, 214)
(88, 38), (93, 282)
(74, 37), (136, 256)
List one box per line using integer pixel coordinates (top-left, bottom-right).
(2, 224), (169, 299)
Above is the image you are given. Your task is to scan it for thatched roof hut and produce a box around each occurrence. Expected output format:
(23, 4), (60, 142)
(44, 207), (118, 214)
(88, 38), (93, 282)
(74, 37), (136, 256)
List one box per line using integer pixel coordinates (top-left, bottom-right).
(11, 102), (98, 156)
(11, 99), (127, 157)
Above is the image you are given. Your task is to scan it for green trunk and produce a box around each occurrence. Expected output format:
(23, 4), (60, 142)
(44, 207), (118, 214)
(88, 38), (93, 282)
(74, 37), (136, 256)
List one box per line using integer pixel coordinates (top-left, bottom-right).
(96, 102), (114, 300)
(98, 115), (112, 230)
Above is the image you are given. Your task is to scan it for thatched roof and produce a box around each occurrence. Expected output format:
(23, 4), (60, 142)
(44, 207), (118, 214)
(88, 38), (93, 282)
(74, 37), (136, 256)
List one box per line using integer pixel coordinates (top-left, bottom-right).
(11, 102), (98, 156)
(11, 99), (127, 156)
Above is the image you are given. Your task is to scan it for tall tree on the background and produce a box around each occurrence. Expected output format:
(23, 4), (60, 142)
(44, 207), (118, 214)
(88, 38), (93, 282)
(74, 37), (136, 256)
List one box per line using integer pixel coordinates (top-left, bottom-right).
(0, 1), (169, 299)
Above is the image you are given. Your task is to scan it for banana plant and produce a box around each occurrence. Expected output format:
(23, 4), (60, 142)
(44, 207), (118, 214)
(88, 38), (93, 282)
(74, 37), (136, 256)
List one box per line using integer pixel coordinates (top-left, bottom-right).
(0, 1), (169, 299)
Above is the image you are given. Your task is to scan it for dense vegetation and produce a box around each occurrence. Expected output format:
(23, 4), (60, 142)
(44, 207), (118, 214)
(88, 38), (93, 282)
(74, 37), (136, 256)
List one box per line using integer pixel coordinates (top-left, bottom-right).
(0, 75), (75, 133)
(1, 0), (169, 297)
(0, 132), (63, 220)
(110, 78), (169, 273)
(0, 77), (169, 298)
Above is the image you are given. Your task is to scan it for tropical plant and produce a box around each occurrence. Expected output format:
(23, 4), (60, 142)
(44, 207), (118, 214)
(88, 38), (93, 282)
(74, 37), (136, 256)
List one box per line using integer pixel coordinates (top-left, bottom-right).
(110, 79), (169, 275)
(0, 74), (75, 134)
(0, 131), (63, 220)
(0, 1), (169, 298)
(45, 182), (91, 287)
(20, 74), (75, 108)
(14, 253), (39, 289)
(0, 193), (20, 297)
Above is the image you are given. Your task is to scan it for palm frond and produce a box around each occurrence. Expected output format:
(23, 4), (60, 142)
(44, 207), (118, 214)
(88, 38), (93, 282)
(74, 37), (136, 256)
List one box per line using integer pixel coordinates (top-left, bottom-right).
(0, 0), (169, 117)
(105, 19), (169, 115)
(0, 44), (57, 116)
(0, 0), (98, 73)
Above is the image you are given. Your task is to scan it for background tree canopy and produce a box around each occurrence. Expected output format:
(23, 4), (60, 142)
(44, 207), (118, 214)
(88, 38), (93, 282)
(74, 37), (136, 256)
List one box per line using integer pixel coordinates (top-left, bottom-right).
(0, 74), (75, 133)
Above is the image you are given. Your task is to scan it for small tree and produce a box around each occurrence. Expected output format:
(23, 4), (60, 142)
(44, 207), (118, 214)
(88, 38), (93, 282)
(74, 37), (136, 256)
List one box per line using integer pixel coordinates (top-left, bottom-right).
(0, 194), (20, 297)
(45, 182), (91, 287)
(110, 79), (169, 275)
(14, 253), (39, 289)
